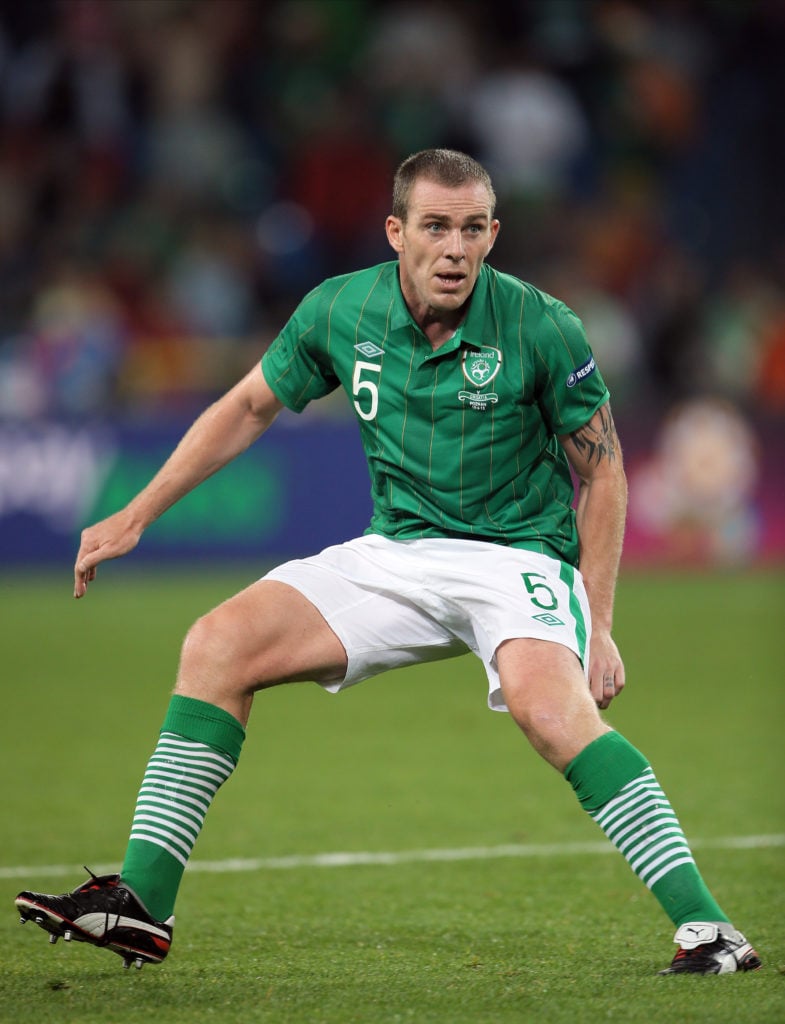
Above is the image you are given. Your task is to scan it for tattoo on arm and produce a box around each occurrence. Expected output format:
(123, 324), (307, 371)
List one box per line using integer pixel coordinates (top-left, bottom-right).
(570, 406), (619, 465)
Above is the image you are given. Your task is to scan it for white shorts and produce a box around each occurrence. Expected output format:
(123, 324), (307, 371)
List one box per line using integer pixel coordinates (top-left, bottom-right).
(263, 535), (591, 712)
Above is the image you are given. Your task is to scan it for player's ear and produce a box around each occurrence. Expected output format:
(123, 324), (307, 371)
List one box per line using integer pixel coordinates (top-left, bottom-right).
(486, 219), (500, 253)
(386, 215), (404, 253)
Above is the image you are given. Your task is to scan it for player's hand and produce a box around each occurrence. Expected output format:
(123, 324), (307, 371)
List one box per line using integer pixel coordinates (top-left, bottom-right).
(587, 629), (625, 709)
(74, 510), (142, 598)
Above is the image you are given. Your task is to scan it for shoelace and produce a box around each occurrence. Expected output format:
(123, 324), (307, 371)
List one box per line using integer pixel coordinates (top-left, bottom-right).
(82, 866), (125, 947)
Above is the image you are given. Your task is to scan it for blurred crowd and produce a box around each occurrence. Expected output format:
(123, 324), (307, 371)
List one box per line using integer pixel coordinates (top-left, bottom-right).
(1, 0), (784, 422)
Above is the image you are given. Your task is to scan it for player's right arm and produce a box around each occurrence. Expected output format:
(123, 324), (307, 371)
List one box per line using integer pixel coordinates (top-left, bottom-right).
(74, 365), (283, 598)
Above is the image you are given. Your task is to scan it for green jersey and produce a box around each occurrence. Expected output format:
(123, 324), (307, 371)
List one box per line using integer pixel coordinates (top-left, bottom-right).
(261, 261), (609, 565)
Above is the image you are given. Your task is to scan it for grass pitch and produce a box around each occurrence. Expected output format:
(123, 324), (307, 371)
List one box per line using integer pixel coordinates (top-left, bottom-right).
(1, 566), (783, 1023)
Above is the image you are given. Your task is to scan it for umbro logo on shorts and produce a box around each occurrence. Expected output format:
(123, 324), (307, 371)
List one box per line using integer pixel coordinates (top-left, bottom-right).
(532, 612), (565, 626)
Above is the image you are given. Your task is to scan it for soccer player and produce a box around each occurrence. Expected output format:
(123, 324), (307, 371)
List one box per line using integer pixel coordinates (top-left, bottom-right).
(16, 149), (759, 976)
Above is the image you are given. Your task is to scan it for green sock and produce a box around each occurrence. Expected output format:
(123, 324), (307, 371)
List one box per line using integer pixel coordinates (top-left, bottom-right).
(565, 732), (729, 927)
(120, 695), (245, 921)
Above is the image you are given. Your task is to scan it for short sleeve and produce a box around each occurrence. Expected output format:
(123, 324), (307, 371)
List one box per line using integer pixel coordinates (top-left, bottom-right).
(261, 287), (340, 412)
(533, 299), (610, 435)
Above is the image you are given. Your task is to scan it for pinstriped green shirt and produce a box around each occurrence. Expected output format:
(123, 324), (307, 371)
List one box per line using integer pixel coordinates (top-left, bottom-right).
(262, 261), (609, 565)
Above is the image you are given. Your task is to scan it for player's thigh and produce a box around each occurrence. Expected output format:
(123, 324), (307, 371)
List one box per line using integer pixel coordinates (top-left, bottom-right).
(178, 578), (348, 692)
(497, 637), (608, 770)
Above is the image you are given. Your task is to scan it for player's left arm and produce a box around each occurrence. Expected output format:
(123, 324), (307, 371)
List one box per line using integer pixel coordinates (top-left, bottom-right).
(558, 401), (628, 709)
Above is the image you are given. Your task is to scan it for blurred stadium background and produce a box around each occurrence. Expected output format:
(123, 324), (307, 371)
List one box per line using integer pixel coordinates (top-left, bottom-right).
(0, 0), (783, 570)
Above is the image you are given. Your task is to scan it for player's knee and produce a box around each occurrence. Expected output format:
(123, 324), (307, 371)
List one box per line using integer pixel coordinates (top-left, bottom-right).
(515, 704), (567, 748)
(509, 692), (599, 763)
(179, 608), (243, 683)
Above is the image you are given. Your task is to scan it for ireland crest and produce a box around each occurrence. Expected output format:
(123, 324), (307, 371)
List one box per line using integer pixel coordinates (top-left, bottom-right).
(459, 347), (502, 410)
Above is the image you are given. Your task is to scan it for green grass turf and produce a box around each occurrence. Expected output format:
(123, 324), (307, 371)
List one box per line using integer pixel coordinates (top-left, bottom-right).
(1, 566), (783, 1023)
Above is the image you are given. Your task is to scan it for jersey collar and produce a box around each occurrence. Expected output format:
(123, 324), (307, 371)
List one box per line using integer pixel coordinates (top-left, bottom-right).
(389, 262), (492, 352)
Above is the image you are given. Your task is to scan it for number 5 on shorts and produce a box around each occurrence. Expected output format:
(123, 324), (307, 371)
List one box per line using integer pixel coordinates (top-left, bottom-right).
(520, 572), (558, 611)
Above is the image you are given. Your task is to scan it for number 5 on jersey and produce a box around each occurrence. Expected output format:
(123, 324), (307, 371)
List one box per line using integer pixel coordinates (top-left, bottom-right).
(353, 361), (381, 421)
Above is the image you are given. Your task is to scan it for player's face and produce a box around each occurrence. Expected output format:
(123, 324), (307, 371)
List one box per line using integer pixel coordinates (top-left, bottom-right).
(386, 179), (499, 326)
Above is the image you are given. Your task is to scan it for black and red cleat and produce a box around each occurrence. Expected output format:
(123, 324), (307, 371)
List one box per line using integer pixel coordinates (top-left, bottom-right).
(15, 869), (173, 970)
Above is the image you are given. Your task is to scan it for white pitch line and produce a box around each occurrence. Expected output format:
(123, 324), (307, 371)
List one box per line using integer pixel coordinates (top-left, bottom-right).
(1, 834), (783, 881)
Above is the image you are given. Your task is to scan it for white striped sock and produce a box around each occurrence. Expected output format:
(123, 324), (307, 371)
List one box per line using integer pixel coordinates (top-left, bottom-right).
(128, 732), (236, 867)
(590, 768), (695, 889)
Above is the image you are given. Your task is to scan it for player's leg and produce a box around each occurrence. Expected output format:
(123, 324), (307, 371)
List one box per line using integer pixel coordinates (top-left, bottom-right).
(15, 538), (467, 968)
(16, 579), (348, 968)
(119, 579), (348, 921)
(174, 578), (349, 723)
(496, 637), (607, 768)
(497, 638), (760, 974)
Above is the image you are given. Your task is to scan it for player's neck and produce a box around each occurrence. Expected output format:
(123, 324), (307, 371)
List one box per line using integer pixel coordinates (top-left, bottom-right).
(416, 305), (468, 350)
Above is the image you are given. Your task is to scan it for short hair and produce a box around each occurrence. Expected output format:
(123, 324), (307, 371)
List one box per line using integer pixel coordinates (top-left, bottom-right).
(392, 149), (496, 222)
